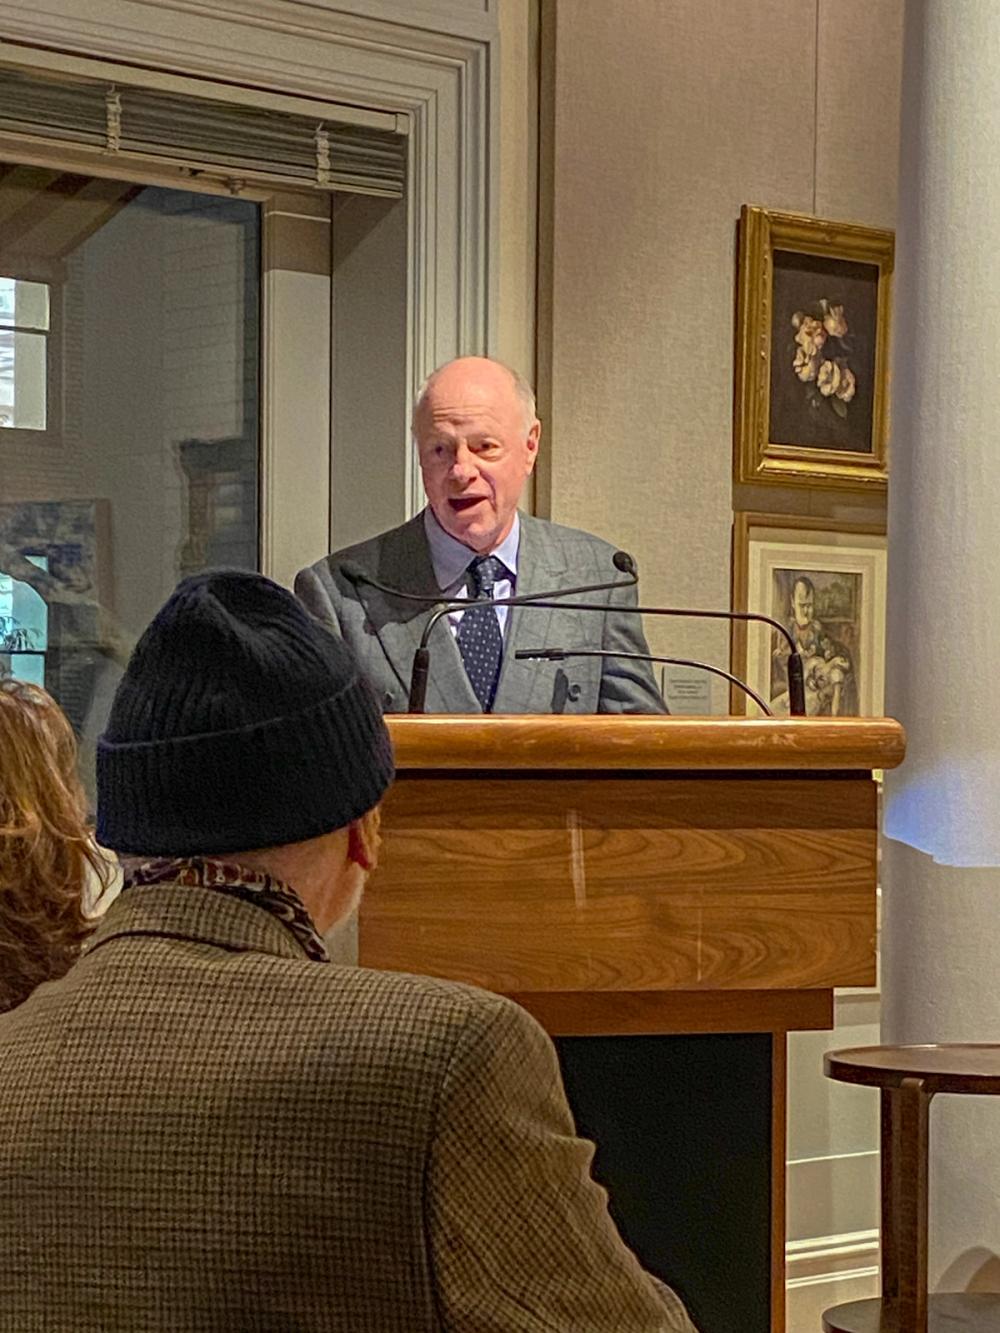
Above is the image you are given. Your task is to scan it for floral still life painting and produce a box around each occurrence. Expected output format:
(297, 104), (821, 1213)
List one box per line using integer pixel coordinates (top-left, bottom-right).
(768, 248), (878, 456)
(791, 301), (856, 421)
(734, 207), (893, 488)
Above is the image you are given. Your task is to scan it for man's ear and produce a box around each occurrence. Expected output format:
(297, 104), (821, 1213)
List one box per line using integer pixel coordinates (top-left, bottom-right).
(525, 417), (541, 472)
(347, 806), (382, 872)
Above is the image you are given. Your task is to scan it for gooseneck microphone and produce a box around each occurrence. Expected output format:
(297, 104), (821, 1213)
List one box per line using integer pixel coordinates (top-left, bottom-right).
(339, 556), (805, 716)
(411, 597), (806, 715)
(341, 554), (642, 714)
(407, 557), (646, 713)
(514, 648), (773, 717)
(340, 551), (638, 608)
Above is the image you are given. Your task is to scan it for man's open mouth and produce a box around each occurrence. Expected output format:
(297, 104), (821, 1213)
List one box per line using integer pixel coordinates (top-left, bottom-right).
(449, 496), (487, 511)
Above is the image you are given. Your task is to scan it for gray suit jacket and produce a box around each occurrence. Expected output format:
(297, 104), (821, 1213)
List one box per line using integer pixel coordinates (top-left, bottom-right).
(0, 885), (695, 1331)
(294, 512), (667, 714)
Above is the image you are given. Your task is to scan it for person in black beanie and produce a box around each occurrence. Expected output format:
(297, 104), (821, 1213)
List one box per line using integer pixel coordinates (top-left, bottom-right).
(0, 571), (696, 1333)
(96, 569), (393, 933)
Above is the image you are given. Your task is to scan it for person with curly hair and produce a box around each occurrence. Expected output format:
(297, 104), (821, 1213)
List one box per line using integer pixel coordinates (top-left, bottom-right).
(0, 678), (111, 1012)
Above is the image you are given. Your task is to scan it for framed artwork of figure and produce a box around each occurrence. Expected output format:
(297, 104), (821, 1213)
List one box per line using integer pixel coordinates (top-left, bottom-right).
(732, 512), (887, 717)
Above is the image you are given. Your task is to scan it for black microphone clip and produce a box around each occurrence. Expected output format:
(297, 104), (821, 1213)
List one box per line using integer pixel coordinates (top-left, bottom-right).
(408, 645), (432, 713)
(787, 651), (807, 717)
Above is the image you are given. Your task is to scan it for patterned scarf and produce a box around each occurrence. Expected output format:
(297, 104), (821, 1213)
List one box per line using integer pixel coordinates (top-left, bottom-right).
(121, 857), (329, 963)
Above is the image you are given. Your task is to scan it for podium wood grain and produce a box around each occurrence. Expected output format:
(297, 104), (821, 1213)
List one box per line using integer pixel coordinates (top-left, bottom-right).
(364, 773), (877, 997)
(386, 714), (906, 771)
(510, 988), (833, 1036)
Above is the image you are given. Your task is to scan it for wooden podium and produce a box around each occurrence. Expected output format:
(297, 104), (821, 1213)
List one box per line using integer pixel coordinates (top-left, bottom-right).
(359, 715), (905, 1333)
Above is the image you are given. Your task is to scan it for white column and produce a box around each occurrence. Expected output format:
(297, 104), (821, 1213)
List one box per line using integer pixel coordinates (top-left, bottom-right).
(883, 0), (1000, 1289)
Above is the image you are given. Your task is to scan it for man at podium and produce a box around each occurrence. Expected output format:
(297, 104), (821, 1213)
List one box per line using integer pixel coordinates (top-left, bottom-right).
(296, 356), (666, 714)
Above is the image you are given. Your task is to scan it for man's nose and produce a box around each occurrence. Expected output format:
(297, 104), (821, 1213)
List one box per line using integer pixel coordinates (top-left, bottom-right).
(449, 444), (477, 484)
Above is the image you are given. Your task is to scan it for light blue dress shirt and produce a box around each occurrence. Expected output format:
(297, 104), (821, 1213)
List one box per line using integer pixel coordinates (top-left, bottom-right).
(422, 507), (519, 639)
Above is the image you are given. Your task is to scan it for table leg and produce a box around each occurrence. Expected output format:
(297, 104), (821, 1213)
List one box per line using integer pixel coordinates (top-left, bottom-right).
(880, 1076), (931, 1332)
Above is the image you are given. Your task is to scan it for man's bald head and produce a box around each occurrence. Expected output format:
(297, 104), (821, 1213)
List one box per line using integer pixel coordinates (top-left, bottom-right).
(412, 357), (537, 436)
(411, 356), (541, 554)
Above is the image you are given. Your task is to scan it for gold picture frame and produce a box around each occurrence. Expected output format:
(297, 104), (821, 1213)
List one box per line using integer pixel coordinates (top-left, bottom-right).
(734, 206), (894, 489)
(731, 511), (887, 717)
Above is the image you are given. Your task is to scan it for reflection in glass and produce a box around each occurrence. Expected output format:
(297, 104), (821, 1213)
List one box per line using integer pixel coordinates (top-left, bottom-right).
(0, 328), (47, 430)
(0, 168), (261, 797)
(0, 554), (48, 685)
(0, 277), (50, 430)
(0, 277), (50, 331)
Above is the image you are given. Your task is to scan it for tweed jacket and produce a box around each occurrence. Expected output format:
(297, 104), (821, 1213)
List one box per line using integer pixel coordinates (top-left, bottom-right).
(0, 885), (695, 1332)
(294, 511), (667, 714)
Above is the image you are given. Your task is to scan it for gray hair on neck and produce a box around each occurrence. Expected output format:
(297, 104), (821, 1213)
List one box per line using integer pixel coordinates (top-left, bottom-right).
(411, 358), (538, 436)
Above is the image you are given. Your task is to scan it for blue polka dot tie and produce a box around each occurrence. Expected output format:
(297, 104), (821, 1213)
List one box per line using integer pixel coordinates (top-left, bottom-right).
(456, 555), (506, 711)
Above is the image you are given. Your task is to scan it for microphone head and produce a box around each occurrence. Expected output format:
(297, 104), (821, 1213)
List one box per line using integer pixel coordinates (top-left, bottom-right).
(612, 550), (638, 577)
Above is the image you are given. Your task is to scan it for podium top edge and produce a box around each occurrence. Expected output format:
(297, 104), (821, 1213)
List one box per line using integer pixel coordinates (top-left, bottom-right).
(385, 715), (906, 772)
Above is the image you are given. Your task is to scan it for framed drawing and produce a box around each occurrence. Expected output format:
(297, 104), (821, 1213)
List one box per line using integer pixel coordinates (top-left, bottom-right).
(734, 206), (894, 489)
(732, 512), (887, 717)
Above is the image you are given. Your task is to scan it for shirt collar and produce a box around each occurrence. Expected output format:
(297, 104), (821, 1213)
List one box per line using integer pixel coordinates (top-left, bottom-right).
(423, 506), (520, 595)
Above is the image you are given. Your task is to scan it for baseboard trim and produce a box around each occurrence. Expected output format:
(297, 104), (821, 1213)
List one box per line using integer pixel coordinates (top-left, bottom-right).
(786, 1232), (880, 1332)
(787, 1229), (879, 1287)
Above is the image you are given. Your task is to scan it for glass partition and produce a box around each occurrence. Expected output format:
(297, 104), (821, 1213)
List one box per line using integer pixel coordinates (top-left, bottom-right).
(0, 164), (261, 795)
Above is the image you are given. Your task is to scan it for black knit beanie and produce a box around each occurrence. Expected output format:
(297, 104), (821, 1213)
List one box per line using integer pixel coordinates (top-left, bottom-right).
(97, 571), (394, 856)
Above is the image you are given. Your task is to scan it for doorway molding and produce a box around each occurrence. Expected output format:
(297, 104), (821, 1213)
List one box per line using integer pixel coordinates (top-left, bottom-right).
(0, 0), (497, 524)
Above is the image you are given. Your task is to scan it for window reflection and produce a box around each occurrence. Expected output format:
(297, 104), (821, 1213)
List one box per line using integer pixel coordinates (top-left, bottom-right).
(0, 554), (48, 685)
(0, 277), (50, 431)
(0, 167), (261, 796)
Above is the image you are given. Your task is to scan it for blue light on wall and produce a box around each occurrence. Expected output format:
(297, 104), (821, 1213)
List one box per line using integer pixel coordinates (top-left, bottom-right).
(884, 755), (1000, 869)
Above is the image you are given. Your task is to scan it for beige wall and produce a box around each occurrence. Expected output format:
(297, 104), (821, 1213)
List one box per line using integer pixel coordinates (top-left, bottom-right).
(495, 0), (538, 381)
(331, 192), (408, 549)
(539, 0), (901, 709)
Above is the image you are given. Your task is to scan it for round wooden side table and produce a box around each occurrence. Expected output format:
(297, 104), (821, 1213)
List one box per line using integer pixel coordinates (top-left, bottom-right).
(822, 1044), (1000, 1333)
